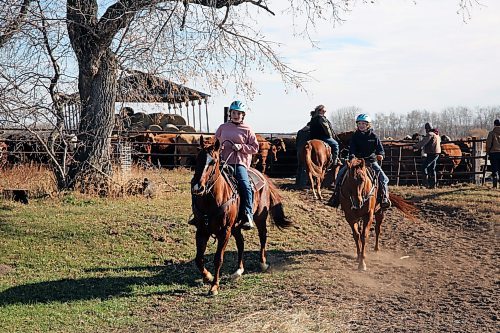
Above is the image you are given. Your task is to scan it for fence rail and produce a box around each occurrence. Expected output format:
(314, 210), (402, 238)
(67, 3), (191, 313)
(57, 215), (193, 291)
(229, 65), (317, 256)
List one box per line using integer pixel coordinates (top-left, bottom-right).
(0, 130), (492, 185)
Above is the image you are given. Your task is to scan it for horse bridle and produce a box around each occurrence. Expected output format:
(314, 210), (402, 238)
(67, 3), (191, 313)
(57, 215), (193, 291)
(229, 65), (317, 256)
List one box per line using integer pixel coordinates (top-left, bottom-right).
(345, 163), (377, 210)
(192, 140), (237, 196)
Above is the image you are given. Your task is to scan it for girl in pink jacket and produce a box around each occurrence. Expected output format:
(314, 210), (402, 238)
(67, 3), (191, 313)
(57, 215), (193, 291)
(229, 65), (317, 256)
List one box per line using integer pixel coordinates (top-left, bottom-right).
(215, 100), (259, 229)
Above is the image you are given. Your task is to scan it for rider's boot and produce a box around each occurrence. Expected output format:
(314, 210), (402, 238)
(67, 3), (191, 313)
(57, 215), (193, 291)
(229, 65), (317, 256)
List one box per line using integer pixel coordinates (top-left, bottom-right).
(380, 186), (391, 209)
(327, 186), (340, 208)
(241, 213), (255, 230)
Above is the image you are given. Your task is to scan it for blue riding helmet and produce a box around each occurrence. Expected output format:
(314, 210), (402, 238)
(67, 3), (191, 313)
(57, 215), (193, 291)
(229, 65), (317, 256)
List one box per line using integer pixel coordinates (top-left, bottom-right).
(229, 100), (246, 113)
(355, 114), (371, 123)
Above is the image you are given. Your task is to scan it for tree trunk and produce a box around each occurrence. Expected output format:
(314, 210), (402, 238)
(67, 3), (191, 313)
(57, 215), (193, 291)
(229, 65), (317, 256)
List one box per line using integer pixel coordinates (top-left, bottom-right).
(67, 49), (117, 194)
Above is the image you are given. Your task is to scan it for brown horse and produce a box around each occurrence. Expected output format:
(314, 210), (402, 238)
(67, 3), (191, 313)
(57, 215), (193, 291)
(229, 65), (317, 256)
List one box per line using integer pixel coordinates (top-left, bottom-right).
(191, 137), (292, 295)
(300, 139), (336, 200)
(334, 158), (418, 271)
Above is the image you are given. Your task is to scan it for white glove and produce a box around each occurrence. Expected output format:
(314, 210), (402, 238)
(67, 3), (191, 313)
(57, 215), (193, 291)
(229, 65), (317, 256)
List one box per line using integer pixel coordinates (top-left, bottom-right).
(232, 143), (242, 151)
(376, 154), (384, 161)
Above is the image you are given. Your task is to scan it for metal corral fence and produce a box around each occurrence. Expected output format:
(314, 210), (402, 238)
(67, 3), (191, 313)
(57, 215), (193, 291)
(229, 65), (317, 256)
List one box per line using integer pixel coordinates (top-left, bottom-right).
(0, 129), (491, 185)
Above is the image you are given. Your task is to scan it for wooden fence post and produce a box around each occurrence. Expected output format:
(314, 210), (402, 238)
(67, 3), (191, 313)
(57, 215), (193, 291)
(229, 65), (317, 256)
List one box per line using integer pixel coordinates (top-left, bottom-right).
(471, 137), (482, 185)
(396, 146), (402, 186)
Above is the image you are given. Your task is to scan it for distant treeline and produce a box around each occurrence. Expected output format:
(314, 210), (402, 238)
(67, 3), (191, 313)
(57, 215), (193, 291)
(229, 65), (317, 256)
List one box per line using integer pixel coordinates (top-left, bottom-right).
(330, 106), (500, 140)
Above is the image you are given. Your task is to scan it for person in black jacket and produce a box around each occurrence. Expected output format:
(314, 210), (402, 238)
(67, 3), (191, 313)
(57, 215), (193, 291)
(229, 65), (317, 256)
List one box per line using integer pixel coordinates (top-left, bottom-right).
(328, 114), (391, 209)
(309, 105), (339, 165)
(295, 111), (314, 188)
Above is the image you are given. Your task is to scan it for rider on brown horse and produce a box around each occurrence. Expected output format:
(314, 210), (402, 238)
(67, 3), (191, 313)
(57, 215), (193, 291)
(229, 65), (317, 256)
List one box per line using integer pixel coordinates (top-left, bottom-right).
(329, 113), (391, 209)
(309, 105), (339, 166)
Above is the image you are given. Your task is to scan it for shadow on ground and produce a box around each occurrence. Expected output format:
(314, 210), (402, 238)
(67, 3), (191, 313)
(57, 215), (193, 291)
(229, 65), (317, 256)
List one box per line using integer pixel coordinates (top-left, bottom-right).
(0, 249), (334, 305)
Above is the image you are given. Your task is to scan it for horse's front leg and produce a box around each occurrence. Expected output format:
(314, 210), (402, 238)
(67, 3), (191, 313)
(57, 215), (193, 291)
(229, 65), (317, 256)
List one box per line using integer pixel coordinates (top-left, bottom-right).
(231, 228), (245, 280)
(195, 228), (213, 284)
(348, 219), (362, 263)
(358, 214), (374, 271)
(257, 212), (270, 272)
(374, 210), (384, 252)
(209, 226), (232, 296)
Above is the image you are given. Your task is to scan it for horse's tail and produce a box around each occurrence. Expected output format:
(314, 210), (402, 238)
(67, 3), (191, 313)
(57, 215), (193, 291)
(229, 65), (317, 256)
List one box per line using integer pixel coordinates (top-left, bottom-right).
(266, 176), (293, 229)
(389, 193), (419, 221)
(304, 141), (322, 178)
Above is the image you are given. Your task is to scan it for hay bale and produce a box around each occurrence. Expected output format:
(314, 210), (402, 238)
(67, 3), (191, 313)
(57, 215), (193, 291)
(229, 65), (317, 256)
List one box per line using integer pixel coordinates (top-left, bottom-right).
(178, 125), (196, 133)
(160, 113), (186, 127)
(163, 124), (179, 132)
(149, 112), (165, 125)
(148, 124), (163, 132)
(130, 112), (153, 128)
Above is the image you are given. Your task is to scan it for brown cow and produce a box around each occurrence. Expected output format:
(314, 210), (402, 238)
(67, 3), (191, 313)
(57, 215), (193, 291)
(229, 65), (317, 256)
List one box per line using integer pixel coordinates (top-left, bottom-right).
(251, 134), (273, 174)
(252, 135), (287, 174)
(269, 137), (287, 162)
(150, 133), (178, 166)
(176, 134), (214, 167)
(439, 143), (463, 180)
(127, 131), (156, 165)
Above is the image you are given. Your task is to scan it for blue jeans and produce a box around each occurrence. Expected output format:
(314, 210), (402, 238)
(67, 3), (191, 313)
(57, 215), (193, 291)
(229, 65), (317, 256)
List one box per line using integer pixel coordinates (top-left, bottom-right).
(422, 153), (439, 186)
(323, 138), (339, 158)
(232, 164), (253, 216)
(335, 161), (389, 196)
(490, 152), (500, 180)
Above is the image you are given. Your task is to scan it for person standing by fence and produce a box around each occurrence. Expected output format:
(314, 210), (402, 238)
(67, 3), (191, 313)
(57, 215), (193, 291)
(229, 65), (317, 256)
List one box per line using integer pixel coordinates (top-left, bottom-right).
(413, 122), (441, 189)
(486, 119), (500, 189)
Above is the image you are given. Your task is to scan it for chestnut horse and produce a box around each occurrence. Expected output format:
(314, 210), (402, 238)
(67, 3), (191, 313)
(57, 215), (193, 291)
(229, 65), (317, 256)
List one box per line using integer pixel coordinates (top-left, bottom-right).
(191, 137), (292, 295)
(300, 139), (336, 200)
(334, 158), (418, 271)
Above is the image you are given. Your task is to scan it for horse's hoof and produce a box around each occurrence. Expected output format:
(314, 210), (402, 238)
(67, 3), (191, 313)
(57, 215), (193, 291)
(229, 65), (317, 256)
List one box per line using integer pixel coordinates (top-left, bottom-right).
(231, 268), (244, 280)
(208, 287), (219, 296)
(203, 273), (214, 284)
(260, 262), (270, 272)
(358, 262), (367, 271)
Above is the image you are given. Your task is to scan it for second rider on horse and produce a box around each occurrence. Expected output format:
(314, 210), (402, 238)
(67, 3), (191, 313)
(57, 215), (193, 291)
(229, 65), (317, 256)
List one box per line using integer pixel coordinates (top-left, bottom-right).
(309, 105), (340, 166)
(329, 114), (391, 209)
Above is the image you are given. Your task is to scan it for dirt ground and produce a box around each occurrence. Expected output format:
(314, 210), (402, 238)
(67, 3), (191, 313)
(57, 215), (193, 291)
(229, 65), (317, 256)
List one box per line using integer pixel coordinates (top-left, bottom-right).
(143, 183), (500, 333)
(173, 183), (498, 333)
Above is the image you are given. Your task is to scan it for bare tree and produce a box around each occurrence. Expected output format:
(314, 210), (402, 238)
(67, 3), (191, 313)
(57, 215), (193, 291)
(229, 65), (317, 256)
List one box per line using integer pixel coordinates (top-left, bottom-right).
(331, 106), (361, 132)
(0, 0), (485, 192)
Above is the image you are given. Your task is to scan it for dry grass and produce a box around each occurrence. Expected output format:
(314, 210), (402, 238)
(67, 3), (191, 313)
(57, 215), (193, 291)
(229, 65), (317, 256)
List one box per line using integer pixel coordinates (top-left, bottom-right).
(0, 164), (193, 199)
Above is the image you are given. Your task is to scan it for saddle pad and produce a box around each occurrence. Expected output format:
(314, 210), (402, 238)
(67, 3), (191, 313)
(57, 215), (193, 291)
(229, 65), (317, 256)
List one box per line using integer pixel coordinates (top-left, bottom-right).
(221, 165), (266, 192)
(248, 167), (267, 192)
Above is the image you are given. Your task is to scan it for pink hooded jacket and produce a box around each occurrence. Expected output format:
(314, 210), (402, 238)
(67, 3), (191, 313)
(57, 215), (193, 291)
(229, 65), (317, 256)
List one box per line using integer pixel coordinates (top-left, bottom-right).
(215, 121), (259, 168)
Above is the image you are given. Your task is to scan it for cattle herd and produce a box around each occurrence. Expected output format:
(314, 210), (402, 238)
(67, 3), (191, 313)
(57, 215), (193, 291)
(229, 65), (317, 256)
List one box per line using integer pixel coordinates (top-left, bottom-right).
(0, 128), (487, 185)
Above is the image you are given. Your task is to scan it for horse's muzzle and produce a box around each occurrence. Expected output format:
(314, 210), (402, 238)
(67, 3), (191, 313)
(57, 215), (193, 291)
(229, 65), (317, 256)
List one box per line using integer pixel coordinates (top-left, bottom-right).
(191, 183), (205, 195)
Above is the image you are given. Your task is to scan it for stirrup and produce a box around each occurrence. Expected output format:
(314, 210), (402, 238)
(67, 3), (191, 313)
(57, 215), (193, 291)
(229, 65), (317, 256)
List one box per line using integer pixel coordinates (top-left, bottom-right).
(240, 213), (255, 230)
(380, 198), (391, 209)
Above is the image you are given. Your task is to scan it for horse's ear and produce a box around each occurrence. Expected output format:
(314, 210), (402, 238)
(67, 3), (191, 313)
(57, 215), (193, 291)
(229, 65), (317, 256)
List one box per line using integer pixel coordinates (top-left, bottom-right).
(214, 139), (220, 151)
(359, 158), (365, 168)
(346, 160), (352, 168)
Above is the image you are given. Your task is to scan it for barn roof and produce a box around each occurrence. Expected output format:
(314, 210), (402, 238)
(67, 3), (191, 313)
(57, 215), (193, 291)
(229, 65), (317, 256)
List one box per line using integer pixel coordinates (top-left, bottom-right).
(116, 71), (210, 104)
(58, 71), (210, 105)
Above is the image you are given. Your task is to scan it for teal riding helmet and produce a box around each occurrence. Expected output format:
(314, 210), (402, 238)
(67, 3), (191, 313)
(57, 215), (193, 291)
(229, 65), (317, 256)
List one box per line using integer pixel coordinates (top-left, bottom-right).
(356, 114), (372, 123)
(229, 100), (246, 113)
